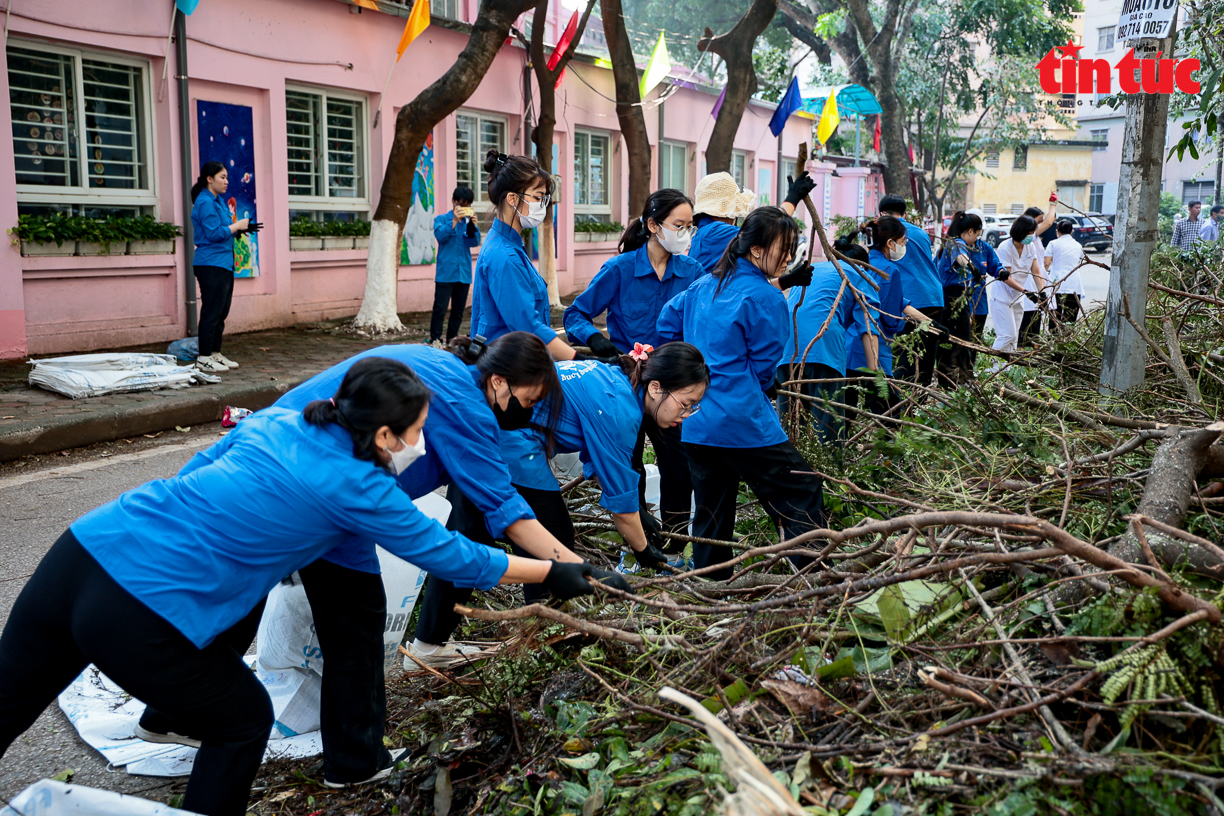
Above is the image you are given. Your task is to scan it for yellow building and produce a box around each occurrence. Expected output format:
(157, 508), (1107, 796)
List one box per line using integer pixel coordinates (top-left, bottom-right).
(966, 140), (1096, 216)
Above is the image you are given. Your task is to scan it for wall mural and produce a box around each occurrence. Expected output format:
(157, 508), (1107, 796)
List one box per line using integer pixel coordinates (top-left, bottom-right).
(400, 130), (436, 266)
(197, 100), (259, 278)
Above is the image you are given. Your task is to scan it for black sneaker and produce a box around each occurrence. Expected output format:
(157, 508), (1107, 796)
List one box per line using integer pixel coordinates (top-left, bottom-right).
(322, 748), (408, 789)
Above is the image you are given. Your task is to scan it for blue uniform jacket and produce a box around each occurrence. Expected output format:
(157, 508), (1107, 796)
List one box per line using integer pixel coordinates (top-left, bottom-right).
(433, 212), (481, 284)
(778, 262), (857, 377)
(563, 244), (703, 351)
(690, 219), (739, 275)
(937, 239), (1003, 317)
(70, 408), (507, 649)
(500, 360), (642, 514)
(658, 257), (788, 448)
(898, 220), (944, 310)
(471, 218), (554, 344)
(274, 344), (535, 573)
(191, 190), (234, 270)
(846, 250), (906, 376)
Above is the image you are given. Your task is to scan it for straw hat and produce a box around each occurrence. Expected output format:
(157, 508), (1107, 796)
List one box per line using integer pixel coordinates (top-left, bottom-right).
(693, 172), (756, 219)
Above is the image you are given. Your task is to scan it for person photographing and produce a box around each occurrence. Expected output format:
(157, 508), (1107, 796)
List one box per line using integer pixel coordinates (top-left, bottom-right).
(431, 186), (482, 344)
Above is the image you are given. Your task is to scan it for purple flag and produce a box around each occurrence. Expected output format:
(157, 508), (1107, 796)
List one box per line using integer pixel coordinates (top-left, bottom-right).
(711, 86), (727, 119)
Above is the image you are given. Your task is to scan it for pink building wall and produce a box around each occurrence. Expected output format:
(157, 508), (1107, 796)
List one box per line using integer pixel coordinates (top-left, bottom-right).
(0, 0), (882, 358)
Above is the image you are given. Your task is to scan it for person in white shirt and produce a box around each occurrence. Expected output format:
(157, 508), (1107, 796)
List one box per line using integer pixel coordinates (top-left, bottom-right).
(1018, 200), (1058, 346)
(990, 215), (1048, 354)
(1200, 204), (1224, 244)
(1044, 219), (1084, 325)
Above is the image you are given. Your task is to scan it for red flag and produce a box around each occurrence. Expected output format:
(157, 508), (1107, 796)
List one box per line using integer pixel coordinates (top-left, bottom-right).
(873, 115), (881, 152)
(548, 11), (580, 89)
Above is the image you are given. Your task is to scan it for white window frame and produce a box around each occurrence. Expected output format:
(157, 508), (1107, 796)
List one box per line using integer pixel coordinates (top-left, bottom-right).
(659, 140), (687, 194)
(9, 40), (157, 211)
(285, 85), (370, 217)
(983, 203), (997, 215)
(1091, 129), (1108, 151)
(1010, 203), (1025, 215)
(430, 0), (459, 20)
(1089, 183), (1105, 213)
(1097, 26), (1115, 52)
(574, 127), (613, 219)
(985, 151), (999, 169)
(731, 150), (748, 189)
(455, 110), (507, 206)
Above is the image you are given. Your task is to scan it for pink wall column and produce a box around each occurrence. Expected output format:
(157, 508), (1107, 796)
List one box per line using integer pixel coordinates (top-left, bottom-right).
(0, 53), (28, 359)
(806, 161), (836, 260)
(838, 167), (873, 221)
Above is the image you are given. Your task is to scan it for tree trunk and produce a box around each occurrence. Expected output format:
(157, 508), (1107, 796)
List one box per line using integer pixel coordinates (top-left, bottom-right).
(601, 0), (652, 216)
(531, 0), (598, 309)
(354, 0), (536, 333)
(843, 0), (912, 196)
(699, 0), (779, 174)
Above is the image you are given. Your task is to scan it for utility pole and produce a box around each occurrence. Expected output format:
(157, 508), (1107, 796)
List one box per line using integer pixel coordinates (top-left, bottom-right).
(174, 8), (197, 336)
(1099, 20), (1178, 397)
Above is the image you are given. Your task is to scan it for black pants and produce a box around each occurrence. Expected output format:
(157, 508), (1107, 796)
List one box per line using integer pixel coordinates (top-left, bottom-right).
(633, 413), (693, 543)
(892, 305), (944, 385)
(430, 281), (470, 343)
(0, 531), (272, 816)
(414, 483), (568, 646)
(687, 442), (825, 581)
(939, 286), (974, 377)
(1056, 294), (1081, 325)
(775, 362), (844, 447)
(1019, 308), (1042, 347)
(196, 264), (235, 357)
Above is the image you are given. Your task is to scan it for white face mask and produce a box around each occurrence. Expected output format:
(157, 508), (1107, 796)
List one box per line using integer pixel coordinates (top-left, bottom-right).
(657, 224), (692, 255)
(385, 431), (426, 476)
(515, 195), (547, 230)
(888, 242), (907, 262)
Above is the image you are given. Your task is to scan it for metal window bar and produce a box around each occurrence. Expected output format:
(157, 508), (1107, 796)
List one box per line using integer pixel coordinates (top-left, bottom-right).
(8, 47), (79, 187)
(83, 59), (144, 190)
(286, 91), (322, 197)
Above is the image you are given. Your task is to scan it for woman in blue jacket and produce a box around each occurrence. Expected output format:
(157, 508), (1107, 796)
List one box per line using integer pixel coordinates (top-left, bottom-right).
(776, 241), (871, 446)
(0, 357), (626, 816)
(657, 207), (827, 580)
(430, 185), (482, 344)
(189, 161), (257, 374)
(470, 150), (577, 360)
(563, 189), (703, 539)
(935, 210), (1012, 378)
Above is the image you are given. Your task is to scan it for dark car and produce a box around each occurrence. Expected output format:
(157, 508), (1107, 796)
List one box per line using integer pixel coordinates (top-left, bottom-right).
(1038, 214), (1113, 252)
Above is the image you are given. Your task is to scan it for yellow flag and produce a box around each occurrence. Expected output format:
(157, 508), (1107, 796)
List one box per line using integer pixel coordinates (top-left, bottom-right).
(396, 0), (431, 61)
(353, 0), (379, 8)
(816, 91), (840, 146)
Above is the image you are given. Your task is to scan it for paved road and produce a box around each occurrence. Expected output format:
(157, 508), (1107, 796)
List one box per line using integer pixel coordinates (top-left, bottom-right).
(0, 437), (214, 802)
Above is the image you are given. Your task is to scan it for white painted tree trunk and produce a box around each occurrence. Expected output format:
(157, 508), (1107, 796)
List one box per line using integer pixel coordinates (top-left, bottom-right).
(353, 219), (406, 333)
(540, 208), (561, 308)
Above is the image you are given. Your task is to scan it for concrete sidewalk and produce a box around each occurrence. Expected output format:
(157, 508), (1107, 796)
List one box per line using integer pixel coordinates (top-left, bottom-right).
(0, 309), (453, 461)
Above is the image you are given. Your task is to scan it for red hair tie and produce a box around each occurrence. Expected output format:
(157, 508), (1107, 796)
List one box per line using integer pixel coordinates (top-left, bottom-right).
(629, 343), (653, 362)
(330, 398), (336, 407)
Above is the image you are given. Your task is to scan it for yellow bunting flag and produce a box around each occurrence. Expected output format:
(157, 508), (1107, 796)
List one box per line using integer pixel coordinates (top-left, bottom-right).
(639, 33), (672, 98)
(353, 0), (379, 9)
(816, 90), (840, 146)
(396, 0), (431, 61)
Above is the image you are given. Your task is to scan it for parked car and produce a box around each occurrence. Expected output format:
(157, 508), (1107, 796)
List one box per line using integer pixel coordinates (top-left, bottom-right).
(983, 215), (1016, 247)
(1037, 213), (1114, 252)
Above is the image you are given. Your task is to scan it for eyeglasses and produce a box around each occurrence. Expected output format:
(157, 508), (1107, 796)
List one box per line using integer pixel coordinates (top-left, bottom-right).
(520, 191), (551, 207)
(660, 221), (696, 239)
(665, 391), (701, 417)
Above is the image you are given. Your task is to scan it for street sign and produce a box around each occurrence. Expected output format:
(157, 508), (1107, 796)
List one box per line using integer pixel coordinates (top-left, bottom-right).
(1117, 0), (1178, 42)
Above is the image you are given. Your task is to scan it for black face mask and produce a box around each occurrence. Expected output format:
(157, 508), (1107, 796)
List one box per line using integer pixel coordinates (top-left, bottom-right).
(492, 393), (534, 430)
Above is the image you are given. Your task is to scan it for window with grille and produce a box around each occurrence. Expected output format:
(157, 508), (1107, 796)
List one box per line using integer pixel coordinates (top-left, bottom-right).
(1091, 129), (1108, 151)
(731, 151), (748, 189)
(1089, 183), (1105, 213)
(286, 89), (367, 218)
(8, 43), (153, 210)
(1010, 203), (1025, 215)
(985, 151), (999, 168)
(574, 129), (611, 221)
(456, 112), (506, 205)
(983, 204), (997, 214)
(1182, 181), (1215, 205)
(430, 0), (459, 19)
(1097, 26), (1115, 51)
(1012, 145), (1027, 170)
(660, 141), (687, 193)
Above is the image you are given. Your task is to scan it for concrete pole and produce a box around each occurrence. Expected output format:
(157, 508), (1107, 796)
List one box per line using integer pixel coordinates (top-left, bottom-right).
(174, 9), (197, 337)
(1099, 22), (1177, 396)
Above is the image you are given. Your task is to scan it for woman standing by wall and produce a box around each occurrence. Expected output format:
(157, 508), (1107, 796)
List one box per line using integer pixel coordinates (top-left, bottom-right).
(190, 161), (258, 373)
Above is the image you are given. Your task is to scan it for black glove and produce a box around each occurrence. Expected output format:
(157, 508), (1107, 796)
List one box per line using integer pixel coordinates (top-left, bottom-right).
(778, 261), (814, 290)
(585, 332), (621, 359)
(541, 560), (632, 599)
(243, 221), (263, 234)
(997, 269), (1011, 282)
(465, 219), (477, 239)
(972, 271), (986, 285)
(1023, 291), (1040, 305)
(633, 541), (669, 570)
(930, 320), (952, 338)
(784, 172), (816, 207)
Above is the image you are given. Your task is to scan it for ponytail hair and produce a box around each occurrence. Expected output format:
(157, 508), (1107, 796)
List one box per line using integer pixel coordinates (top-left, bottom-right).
(616, 341), (709, 393)
(856, 216), (906, 251)
(937, 210), (982, 258)
(833, 236), (869, 267)
(619, 188), (693, 254)
(710, 206), (798, 292)
(303, 357), (430, 468)
(482, 149), (553, 210)
(190, 161), (226, 203)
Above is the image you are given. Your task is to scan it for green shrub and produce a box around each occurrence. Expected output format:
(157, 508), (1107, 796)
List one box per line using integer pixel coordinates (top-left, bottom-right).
(9, 214), (181, 250)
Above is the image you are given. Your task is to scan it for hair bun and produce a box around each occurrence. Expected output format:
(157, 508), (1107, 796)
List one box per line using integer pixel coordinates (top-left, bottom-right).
(482, 149), (508, 177)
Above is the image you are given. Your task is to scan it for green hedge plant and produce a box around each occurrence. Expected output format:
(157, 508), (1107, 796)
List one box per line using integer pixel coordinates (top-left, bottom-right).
(9, 214), (181, 252)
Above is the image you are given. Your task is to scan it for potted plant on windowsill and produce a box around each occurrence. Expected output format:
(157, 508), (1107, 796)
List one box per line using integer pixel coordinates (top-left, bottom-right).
(574, 221), (594, 243)
(10, 214), (76, 256)
(590, 222), (624, 244)
(126, 216), (181, 254)
(289, 218), (324, 251)
(349, 220), (371, 250)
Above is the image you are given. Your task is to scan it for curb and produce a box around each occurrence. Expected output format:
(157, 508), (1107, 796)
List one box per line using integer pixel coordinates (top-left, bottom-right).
(0, 379), (304, 462)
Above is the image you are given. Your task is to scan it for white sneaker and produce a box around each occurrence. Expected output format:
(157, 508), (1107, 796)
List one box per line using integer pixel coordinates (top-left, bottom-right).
(195, 355), (227, 373)
(403, 641), (483, 670)
(134, 723), (202, 749)
(211, 352), (239, 369)
(322, 747), (408, 789)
